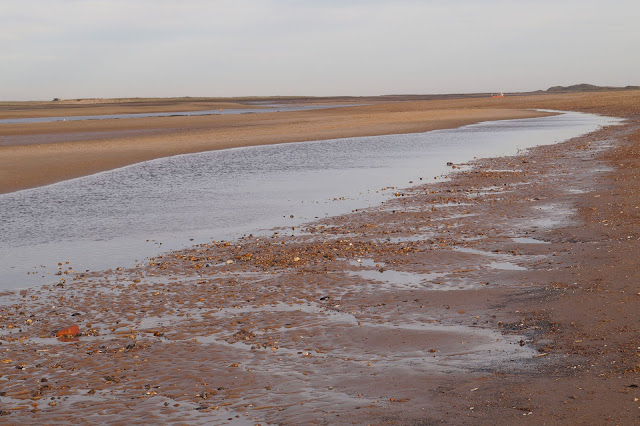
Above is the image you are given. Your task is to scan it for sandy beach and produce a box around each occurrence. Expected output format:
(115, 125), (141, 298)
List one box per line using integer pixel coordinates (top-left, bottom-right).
(0, 98), (552, 194)
(0, 90), (639, 424)
(3, 91), (638, 195)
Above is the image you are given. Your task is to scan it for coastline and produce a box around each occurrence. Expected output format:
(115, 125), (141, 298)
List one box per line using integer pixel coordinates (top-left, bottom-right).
(0, 102), (549, 194)
(3, 89), (639, 195)
(0, 91), (639, 423)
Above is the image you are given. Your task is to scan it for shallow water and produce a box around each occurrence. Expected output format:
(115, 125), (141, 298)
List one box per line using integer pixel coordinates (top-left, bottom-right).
(0, 111), (619, 289)
(0, 104), (352, 124)
(512, 237), (551, 245)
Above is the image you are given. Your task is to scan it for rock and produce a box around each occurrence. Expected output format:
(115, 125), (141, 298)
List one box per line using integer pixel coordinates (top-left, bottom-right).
(55, 325), (80, 338)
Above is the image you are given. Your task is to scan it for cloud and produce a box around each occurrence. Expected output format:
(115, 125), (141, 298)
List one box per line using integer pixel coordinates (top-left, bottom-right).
(1, 0), (639, 99)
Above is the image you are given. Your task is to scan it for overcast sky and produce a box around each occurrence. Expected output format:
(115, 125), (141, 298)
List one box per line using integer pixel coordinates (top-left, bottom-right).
(2, 0), (639, 100)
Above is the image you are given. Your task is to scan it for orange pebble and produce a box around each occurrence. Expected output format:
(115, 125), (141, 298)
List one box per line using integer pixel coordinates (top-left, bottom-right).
(56, 324), (80, 338)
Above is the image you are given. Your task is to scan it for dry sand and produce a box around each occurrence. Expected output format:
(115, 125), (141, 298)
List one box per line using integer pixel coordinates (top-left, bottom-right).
(0, 90), (639, 424)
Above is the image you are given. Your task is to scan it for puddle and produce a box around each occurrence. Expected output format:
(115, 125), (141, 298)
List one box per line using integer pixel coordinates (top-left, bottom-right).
(346, 263), (449, 291)
(452, 247), (502, 257)
(452, 246), (530, 271)
(525, 204), (575, 230)
(349, 258), (381, 268)
(377, 234), (433, 243)
(564, 188), (588, 194)
(488, 261), (528, 271)
(512, 237), (550, 244)
(535, 203), (565, 212)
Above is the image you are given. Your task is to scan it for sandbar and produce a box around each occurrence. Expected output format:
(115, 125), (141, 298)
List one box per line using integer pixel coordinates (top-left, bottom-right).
(0, 98), (551, 194)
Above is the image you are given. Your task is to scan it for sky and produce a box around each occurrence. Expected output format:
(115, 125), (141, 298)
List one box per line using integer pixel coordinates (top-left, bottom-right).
(2, 0), (639, 100)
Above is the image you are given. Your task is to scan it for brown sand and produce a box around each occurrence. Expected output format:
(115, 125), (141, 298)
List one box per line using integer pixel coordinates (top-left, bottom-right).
(3, 90), (639, 195)
(0, 100), (549, 194)
(0, 90), (639, 424)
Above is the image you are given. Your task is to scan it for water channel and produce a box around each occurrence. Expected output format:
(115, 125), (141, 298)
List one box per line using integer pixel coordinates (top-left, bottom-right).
(0, 104), (351, 125)
(0, 111), (619, 289)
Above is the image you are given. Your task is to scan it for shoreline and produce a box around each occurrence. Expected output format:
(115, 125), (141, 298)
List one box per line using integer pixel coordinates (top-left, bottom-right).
(3, 89), (639, 195)
(0, 92), (638, 423)
(1, 110), (599, 291)
(0, 102), (549, 194)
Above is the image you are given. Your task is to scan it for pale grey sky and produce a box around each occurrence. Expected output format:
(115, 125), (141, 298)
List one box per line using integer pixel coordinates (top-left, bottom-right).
(2, 0), (639, 100)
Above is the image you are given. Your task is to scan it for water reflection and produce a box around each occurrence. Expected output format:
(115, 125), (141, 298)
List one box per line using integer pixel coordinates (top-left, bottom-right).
(0, 104), (352, 124)
(0, 111), (619, 289)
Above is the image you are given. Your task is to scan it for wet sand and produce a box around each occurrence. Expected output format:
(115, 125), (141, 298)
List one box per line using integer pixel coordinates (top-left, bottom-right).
(0, 91), (639, 424)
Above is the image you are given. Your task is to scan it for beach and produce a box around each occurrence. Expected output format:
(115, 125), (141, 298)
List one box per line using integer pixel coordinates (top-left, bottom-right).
(0, 98), (552, 194)
(0, 91), (639, 424)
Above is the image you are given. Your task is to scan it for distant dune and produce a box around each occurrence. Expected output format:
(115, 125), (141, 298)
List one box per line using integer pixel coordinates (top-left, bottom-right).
(546, 83), (640, 92)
